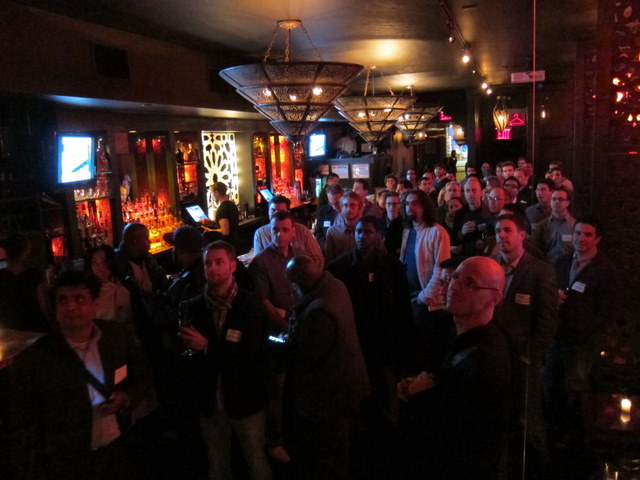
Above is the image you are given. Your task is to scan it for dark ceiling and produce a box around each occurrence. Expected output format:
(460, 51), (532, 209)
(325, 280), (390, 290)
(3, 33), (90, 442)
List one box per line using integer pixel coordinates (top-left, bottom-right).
(13, 0), (598, 97)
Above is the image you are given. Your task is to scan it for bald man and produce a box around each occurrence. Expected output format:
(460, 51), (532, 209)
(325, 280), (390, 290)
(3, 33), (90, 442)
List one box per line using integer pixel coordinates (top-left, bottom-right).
(398, 257), (511, 480)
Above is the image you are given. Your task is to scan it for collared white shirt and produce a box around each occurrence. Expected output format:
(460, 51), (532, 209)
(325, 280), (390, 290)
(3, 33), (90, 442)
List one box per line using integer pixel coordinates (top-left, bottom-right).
(67, 326), (120, 450)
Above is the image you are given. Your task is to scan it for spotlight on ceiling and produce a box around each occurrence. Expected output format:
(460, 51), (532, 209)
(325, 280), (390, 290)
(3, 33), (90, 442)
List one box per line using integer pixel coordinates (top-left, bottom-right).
(462, 50), (471, 64)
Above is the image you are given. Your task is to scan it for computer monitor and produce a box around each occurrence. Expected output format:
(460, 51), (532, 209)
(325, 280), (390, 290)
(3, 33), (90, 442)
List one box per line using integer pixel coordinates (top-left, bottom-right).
(185, 204), (208, 223)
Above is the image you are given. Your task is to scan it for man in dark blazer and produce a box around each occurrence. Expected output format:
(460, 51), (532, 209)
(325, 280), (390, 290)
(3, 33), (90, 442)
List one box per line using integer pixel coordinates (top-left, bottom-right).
(544, 217), (620, 444)
(5, 270), (149, 480)
(285, 256), (370, 480)
(493, 214), (558, 480)
(179, 241), (271, 480)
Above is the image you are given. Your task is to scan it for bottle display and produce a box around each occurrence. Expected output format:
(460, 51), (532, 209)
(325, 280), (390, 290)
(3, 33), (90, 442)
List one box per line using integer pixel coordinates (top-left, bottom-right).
(75, 198), (113, 250)
(121, 194), (182, 254)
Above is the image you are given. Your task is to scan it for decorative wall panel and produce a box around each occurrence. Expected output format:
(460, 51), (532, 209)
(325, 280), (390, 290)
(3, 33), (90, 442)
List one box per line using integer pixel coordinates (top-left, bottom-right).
(201, 131), (239, 218)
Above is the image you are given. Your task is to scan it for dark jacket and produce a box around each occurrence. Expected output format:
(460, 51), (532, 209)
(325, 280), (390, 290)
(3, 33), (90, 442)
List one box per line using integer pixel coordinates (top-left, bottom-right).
(5, 321), (147, 480)
(186, 288), (267, 419)
(286, 272), (371, 419)
(493, 251), (558, 365)
(410, 323), (512, 480)
(554, 251), (620, 344)
(328, 248), (411, 367)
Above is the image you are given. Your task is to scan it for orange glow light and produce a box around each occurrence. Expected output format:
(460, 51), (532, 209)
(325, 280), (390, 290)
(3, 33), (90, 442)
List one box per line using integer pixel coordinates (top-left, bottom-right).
(613, 77), (621, 85)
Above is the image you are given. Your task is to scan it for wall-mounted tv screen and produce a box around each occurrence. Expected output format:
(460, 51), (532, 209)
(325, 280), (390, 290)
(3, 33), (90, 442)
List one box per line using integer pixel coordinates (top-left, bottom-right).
(308, 133), (327, 158)
(57, 134), (96, 185)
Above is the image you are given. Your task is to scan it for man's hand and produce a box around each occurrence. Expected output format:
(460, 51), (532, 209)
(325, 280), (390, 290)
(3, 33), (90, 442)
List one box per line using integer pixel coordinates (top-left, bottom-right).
(558, 289), (568, 305)
(180, 327), (208, 352)
(99, 391), (129, 415)
(397, 371), (436, 402)
(461, 221), (477, 235)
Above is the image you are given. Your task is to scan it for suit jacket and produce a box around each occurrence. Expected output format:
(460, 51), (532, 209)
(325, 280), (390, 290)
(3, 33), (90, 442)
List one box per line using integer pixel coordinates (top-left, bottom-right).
(493, 251), (558, 365)
(554, 251), (620, 344)
(5, 321), (147, 480)
(187, 289), (267, 419)
(286, 272), (371, 419)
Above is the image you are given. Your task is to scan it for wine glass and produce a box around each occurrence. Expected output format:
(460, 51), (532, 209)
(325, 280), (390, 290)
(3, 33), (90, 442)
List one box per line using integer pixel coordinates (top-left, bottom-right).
(178, 301), (195, 357)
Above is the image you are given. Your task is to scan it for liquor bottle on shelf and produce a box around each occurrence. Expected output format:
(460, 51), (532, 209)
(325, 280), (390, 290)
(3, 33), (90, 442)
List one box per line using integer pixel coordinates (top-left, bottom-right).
(121, 194), (182, 254)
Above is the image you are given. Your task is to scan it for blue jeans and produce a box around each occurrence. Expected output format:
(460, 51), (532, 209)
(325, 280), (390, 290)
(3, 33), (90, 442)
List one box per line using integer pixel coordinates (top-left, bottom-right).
(200, 409), (272, 480)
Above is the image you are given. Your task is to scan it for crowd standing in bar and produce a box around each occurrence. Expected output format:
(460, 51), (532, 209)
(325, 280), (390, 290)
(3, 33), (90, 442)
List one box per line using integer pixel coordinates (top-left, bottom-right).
(0, 159), (621, 480)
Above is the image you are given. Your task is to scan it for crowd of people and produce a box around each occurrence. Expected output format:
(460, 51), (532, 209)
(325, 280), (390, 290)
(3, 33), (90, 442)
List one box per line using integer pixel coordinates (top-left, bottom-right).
(0, 159), (619, 480)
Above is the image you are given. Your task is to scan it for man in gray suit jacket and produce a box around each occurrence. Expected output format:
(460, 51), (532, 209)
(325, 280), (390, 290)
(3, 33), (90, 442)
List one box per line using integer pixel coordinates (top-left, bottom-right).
(493, 214), (558, 480)
(285, 256), (370, 480)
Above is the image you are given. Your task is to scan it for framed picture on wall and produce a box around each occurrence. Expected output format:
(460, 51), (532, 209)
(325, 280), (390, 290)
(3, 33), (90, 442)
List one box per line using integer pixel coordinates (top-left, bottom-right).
(351, 163), (370, 179)
(331, 164), (349, 179)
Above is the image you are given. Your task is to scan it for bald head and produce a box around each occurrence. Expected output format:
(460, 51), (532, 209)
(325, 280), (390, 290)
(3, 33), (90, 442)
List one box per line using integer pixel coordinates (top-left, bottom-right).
(286, 255), (324, 292)
(445, 256), (505, 333)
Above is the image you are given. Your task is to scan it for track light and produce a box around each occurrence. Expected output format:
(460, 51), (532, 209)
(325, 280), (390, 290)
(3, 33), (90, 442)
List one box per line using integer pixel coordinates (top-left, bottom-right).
(462, 50), (471, 64)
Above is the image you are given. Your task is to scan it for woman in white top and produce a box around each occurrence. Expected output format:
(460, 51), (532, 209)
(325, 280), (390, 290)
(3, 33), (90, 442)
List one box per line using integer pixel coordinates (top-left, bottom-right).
(85, 245), (132, 324)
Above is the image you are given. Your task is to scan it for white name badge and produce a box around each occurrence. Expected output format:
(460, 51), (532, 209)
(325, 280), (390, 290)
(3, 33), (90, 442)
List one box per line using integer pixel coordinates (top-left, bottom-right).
(561, 234), (572, 242)
(226, 329), (242, 343)
(323, 220), (331, 227)
(571, 281), (586, 293)
(114, 365), (127, 384)
(515, 293), (531, 305)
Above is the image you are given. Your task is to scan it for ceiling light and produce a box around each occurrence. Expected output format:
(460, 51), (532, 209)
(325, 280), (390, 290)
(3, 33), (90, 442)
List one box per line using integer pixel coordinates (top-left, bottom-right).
(493, 96), (509, 132)
(395, 104), (443, 145)
(219, 19), (363, 141)
(481, 82), (488, 90)
(335, 67), (416, 144)
(462, 50), (471, 64)
(486, 88), (493, 95)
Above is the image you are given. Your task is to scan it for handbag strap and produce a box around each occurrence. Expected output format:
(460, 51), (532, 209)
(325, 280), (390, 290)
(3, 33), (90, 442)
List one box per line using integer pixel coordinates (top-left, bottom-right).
(83, 369), (111, 400)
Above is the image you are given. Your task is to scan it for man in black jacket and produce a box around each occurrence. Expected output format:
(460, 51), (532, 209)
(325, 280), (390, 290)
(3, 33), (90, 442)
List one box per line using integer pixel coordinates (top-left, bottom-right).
(544, 217), (620, 445)
(5, 270), (150, 480)
(180, 241), (271, 480)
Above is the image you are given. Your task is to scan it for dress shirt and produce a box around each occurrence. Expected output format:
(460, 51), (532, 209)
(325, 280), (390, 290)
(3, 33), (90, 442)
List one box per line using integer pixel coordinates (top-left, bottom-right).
(67, 327), (120, 450)
(253, 221), (324, 268)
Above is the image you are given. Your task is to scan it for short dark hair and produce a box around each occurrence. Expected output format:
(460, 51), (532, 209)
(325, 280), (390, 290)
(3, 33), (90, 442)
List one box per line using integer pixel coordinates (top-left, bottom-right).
(552, 186), (572, 201)
(502, 161), (516, 169)
(213, 182), (228, 195)
(344, 190), (364, 206)
(1, 232), (30, 260)
(271, 210), (294, 224)
(404, 189), (437, 226)
(353, 178), (370, 192)
(518, 157), (533, 165)
(434, 163), (446, 170)
(549, 166), (563, 175)
(384, 174), (398, 184)
(356, 215), (379, 230)
(326, 184), (344, 196)
(327, 172), (339, 181)
(399, 179), (413, 189)
(120, 222), (148, 250)
(171, 225), (204, 253)
(535, 178), (555, 190)
(496, 213), (526, 233)
(53, 270), (102, 301)
(503, 176), (521, 188)
(574, 216), (602, 237)
(203, 240), (236, 262)
(269, 195), (291, 209)
(382, 190), (400, 202)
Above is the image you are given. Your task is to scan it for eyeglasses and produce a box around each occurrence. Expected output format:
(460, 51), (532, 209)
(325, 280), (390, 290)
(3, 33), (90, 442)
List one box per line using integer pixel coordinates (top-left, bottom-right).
(386, 202), (400, 206)
(447, 272), (501, 292)
(487, 196), (504, 201)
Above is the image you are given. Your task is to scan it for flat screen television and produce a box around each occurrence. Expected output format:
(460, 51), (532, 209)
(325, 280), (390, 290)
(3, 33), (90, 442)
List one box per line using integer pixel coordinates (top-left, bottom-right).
(57, 134), (96, 185)
(308, 133), (327, 158)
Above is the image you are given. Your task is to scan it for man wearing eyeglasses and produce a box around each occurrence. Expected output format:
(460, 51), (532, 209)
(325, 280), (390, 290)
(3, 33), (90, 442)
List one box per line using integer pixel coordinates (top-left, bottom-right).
(397, 256), (511, 480)
(377, 191), (403, 255)
(531, 187), (576, 265)
(493, 213), (558, 480)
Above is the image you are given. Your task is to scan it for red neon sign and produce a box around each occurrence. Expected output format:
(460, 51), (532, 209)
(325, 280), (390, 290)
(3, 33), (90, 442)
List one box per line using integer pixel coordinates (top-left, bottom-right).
(508, 113), (526, 126)
(439, 111), (453, 121)
(496, 128), (512, 140)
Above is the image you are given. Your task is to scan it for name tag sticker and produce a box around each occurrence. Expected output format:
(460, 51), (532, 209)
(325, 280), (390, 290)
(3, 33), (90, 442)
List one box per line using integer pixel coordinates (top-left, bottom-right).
(323, 220), (331, 227)
(226, 329), (242, 343)
(515, 293), (531, 305)
(571, 281), (586, 293)
(114, 365), (127, 384)
(561, 234), (572, 242)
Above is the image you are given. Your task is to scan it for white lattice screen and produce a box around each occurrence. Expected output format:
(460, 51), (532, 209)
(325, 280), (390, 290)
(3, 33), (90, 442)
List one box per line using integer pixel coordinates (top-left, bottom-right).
(201, 131), (239, 218)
